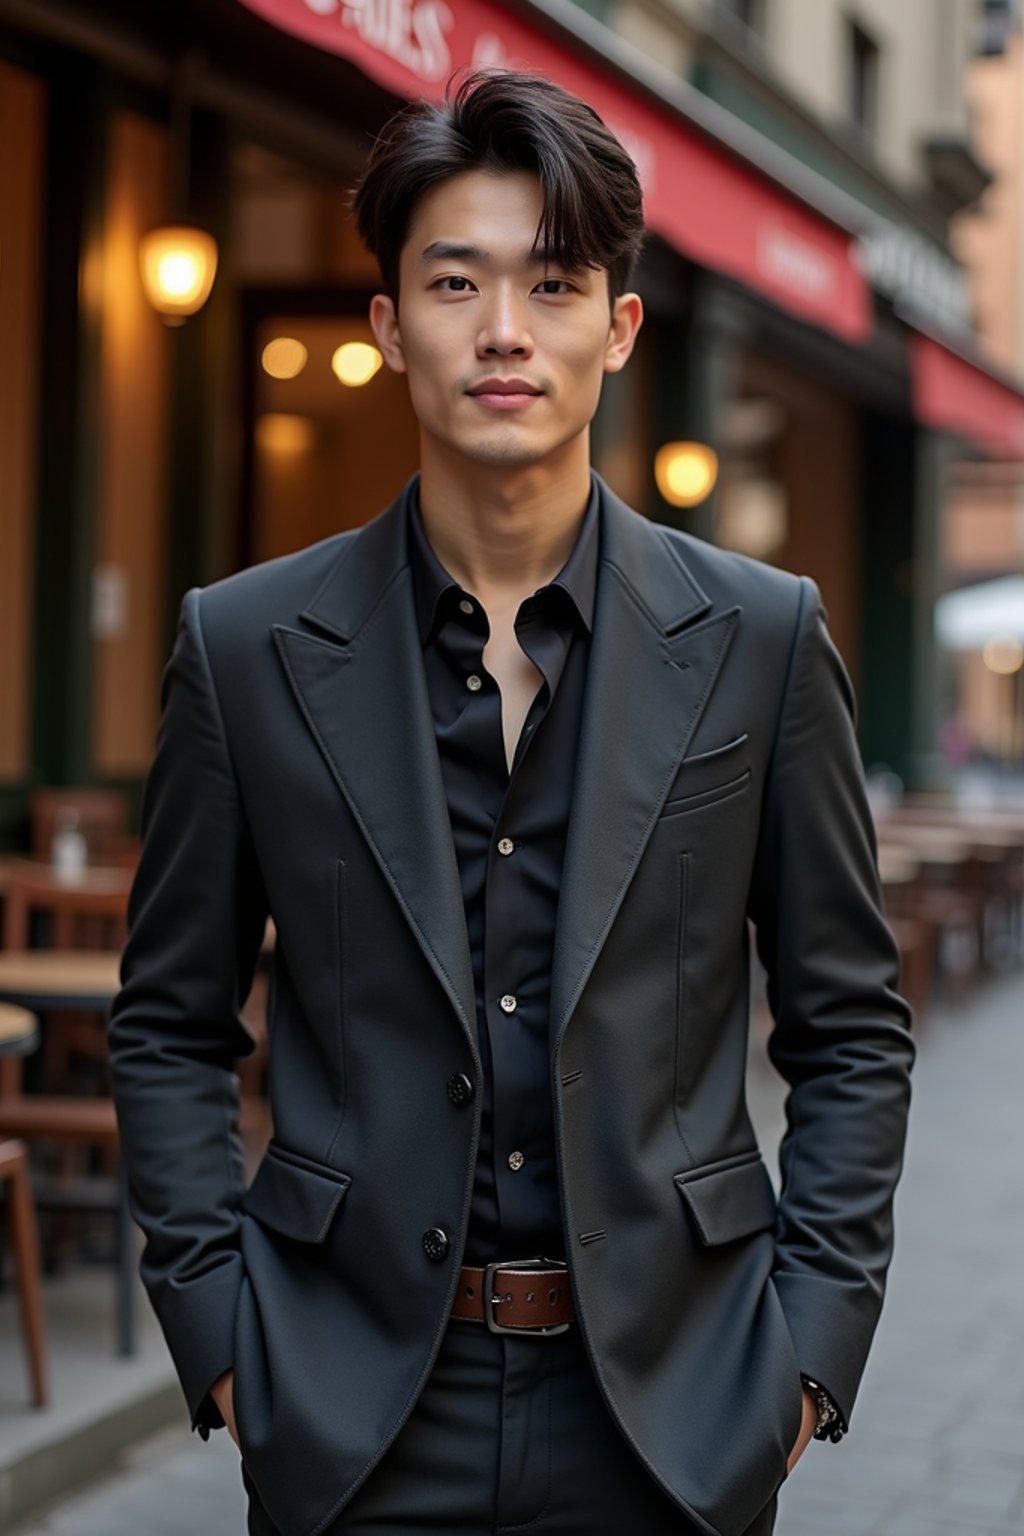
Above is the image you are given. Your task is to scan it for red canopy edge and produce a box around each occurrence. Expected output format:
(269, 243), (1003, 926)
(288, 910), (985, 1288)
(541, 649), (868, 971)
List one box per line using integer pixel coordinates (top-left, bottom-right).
(911, 332), (1024, 459)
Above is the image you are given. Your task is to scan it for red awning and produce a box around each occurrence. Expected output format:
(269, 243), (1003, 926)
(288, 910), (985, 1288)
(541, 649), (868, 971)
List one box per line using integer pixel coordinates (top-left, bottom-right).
(911, 333), (1024, 459)
(236, 0), (872, 344)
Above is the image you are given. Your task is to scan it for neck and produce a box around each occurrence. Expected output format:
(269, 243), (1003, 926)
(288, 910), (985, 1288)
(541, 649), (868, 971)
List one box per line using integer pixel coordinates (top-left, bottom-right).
(416, 436), (593, 602)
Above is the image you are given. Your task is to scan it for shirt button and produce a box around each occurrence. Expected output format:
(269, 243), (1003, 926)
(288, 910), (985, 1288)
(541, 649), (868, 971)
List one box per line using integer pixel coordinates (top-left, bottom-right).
(499, 993), (518, 1014)
(508, 1150), (525, 1171)
(497, 837), (514, 856)
(466, 674), (482, 691)
(459, 599), (474, 614)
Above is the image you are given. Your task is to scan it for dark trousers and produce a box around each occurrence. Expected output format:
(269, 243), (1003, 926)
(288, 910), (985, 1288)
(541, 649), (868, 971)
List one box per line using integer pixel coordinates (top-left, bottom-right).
(242, 1316), (778, 1535)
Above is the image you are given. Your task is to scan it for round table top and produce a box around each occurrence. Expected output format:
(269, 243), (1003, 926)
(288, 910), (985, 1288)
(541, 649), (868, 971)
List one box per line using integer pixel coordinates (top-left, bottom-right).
(877, 851), (920, 885)
(0, 950), (121, 1011)
(0, 852), (135, 897)
(0, 1001), (39, 1056)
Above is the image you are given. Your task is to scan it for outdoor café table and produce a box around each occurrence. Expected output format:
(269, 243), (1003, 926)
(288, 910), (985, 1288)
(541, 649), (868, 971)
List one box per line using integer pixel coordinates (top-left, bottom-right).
(0, 997), (43, 1098)
(0, 852), (133, 896)
(0, 950), (134, 1354)
(0, 950), (121, 1015)
(0, 1001), (40, 1059)
(877, 846), (921, 888)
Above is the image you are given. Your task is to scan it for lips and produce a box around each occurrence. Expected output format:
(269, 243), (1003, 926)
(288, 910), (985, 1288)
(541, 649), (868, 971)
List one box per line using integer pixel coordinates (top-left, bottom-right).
(467, 378), (543, 397)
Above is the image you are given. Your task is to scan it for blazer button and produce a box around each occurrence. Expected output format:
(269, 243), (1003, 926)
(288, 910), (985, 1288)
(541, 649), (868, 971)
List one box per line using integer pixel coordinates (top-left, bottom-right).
(423, 1227), (450, 1262)
(447, 1073), (474, 1106)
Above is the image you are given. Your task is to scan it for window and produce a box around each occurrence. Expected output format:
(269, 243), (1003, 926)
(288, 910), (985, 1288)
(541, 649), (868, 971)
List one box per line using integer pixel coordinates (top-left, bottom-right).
(975, 0), (1018, 57)
(848, 17), (881, 139)
(717, 0), (767, 36)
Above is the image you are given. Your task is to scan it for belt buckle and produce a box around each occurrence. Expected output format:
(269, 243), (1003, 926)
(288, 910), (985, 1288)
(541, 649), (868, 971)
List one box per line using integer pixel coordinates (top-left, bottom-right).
(483, 1255), (571, 1337)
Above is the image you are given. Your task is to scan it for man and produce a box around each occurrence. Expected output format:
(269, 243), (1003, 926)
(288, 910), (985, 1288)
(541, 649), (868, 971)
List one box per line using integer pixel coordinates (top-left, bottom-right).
(109, 68), (914, 1536)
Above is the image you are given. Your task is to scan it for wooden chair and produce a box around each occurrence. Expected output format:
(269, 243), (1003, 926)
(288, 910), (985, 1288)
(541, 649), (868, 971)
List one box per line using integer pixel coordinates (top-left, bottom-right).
(886, 916), (933, 1029)
(2, 857), (130, 949)
(0, 1138), (49, 1407)
(0, 867), (132, 1332)
(0, 1003), (49, 1407)
(2, 860), (129, 1089)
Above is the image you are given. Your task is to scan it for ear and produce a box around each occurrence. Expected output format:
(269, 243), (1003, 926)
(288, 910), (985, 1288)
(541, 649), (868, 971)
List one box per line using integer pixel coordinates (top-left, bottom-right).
(603, 292), (644, 376)
(369, 293), (407, 375)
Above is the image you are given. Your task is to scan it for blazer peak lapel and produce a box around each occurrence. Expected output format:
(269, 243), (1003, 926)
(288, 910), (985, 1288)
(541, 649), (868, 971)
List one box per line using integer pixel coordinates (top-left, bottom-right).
(271, 484), (478, 1055)
(550, 482), (741, 1054)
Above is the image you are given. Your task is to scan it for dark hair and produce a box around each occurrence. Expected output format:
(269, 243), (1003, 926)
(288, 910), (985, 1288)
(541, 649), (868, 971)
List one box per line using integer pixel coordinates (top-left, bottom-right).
(349, 67), (645, 309)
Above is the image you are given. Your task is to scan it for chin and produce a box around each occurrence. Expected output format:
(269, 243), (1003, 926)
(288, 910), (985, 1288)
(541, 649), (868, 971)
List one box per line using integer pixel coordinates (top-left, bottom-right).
(448, 433), (555, 470)
(474, 421), (587, 464)
(470, 445), (550, 469)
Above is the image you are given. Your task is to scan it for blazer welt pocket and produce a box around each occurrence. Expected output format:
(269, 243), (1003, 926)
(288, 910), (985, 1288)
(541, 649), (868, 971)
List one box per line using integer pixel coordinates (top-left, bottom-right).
(674, 1150), (777, 1245)
(681, 731), (750, 769)
(242, 1141), (351, 1244)
(659, 733), (751, 818)
(660, 766), (751, 818)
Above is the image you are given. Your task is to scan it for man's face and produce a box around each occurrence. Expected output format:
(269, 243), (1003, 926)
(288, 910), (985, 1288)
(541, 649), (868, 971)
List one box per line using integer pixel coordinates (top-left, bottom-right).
(369, 168), (643, 471)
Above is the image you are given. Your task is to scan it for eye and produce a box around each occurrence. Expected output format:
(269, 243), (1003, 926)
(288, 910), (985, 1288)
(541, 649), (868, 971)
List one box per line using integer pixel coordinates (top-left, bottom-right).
(434, 275), (476, 292)
(535, 278), (574, 295)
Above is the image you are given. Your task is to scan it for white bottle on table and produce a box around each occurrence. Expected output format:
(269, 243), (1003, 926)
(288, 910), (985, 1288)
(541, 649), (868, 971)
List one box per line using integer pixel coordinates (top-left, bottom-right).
(51, 808), (88, 881)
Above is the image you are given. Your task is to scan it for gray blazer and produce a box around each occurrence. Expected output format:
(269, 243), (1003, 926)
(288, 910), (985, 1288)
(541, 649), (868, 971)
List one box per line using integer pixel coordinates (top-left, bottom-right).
(108, 472), (914, 1536)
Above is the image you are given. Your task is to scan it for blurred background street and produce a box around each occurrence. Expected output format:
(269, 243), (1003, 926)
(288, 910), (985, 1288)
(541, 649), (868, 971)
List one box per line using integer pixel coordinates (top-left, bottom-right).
(3, 0), (1024, 1532)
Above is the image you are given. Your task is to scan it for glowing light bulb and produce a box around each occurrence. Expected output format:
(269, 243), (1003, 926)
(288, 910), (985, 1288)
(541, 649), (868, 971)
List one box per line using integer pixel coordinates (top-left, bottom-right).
(331, 342), (383, 387)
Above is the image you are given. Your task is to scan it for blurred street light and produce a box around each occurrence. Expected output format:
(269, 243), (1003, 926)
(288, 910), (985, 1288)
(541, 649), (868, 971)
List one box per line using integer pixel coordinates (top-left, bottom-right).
(654, 441), (719, 507)
(331, 342), (383, 387)
(982, 635), (1024, 674)
(262, 337), (309, 379)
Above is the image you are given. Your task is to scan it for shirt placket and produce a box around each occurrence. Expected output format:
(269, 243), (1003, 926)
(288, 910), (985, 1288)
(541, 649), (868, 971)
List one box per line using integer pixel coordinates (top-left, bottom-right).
(482, 603), (569, 1248)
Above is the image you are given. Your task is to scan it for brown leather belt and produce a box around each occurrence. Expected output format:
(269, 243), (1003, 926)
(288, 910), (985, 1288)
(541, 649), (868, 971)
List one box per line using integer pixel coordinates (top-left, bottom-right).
(450, 1257), (575, 1335)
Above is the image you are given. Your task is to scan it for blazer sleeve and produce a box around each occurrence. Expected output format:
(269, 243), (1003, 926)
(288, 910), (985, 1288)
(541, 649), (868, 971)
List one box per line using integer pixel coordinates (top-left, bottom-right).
(746, 574), (915, 1432)
(108, 587), (269, 1435)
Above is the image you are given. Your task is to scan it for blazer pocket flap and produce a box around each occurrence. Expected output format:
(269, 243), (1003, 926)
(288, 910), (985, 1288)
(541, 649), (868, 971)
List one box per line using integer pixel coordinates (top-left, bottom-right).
(674, 1155), (777, 1245)
(243, 1142), (351, 1243)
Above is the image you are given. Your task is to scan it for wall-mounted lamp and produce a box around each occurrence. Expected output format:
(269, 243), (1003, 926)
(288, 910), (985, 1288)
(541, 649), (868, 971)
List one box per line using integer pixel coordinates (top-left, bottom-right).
(139, 225), (218, 325)
(139, 52), (217, 325)
(654, 441), (719, 507)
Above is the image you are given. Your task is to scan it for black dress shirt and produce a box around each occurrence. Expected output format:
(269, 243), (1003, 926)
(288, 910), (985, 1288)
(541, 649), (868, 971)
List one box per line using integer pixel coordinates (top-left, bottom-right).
(407, 472), (600, 1265)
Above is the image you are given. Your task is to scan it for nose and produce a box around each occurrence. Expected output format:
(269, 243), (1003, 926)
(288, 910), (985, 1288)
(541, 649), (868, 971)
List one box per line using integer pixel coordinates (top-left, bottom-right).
(476, 283), (533, 359)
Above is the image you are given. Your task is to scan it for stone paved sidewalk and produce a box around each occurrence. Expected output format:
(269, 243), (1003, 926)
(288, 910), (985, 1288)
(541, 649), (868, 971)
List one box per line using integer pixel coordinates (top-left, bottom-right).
(772, 970), (1024, 1536)
(11, 969), (1024, 1535)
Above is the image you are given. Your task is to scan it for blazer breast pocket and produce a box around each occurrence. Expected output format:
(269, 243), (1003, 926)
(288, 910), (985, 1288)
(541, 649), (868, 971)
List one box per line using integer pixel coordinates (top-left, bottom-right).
(659, 732), (751, 818)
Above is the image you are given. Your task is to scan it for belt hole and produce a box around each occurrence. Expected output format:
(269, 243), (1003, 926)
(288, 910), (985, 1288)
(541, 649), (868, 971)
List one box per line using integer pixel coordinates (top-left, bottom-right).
(465, 1285), (475, 1297)
(526, 1290), (535, 1302)
(548, 1287), (559, 1304)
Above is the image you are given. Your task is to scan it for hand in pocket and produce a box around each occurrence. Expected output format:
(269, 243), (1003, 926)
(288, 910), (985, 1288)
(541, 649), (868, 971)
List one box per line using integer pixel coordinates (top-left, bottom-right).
(211, 1367), (239, 1450)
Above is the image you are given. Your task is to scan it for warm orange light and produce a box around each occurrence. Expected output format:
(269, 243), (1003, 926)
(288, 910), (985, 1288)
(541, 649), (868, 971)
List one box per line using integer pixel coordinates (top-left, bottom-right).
(331, 342), (383, 387)
(262, 337), (308, 379)
(982, 635), (1024, 675)
(654, 441), (719, 507)
(139, 226), (218, 323)
(256, 414), (315, 453)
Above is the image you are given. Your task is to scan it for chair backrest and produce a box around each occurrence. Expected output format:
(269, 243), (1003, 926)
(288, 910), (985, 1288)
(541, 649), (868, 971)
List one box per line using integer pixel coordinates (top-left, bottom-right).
(28, 788), (130, 863)
(2, 860), (130, 952)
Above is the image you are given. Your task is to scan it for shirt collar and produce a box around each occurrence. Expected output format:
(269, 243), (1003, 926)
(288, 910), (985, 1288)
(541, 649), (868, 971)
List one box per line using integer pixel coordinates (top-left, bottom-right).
(407, 472), (600, 647)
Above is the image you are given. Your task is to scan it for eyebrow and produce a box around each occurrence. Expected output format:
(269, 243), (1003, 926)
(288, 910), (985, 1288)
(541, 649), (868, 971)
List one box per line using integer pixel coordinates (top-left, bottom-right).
(418, 240), (566, 267)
